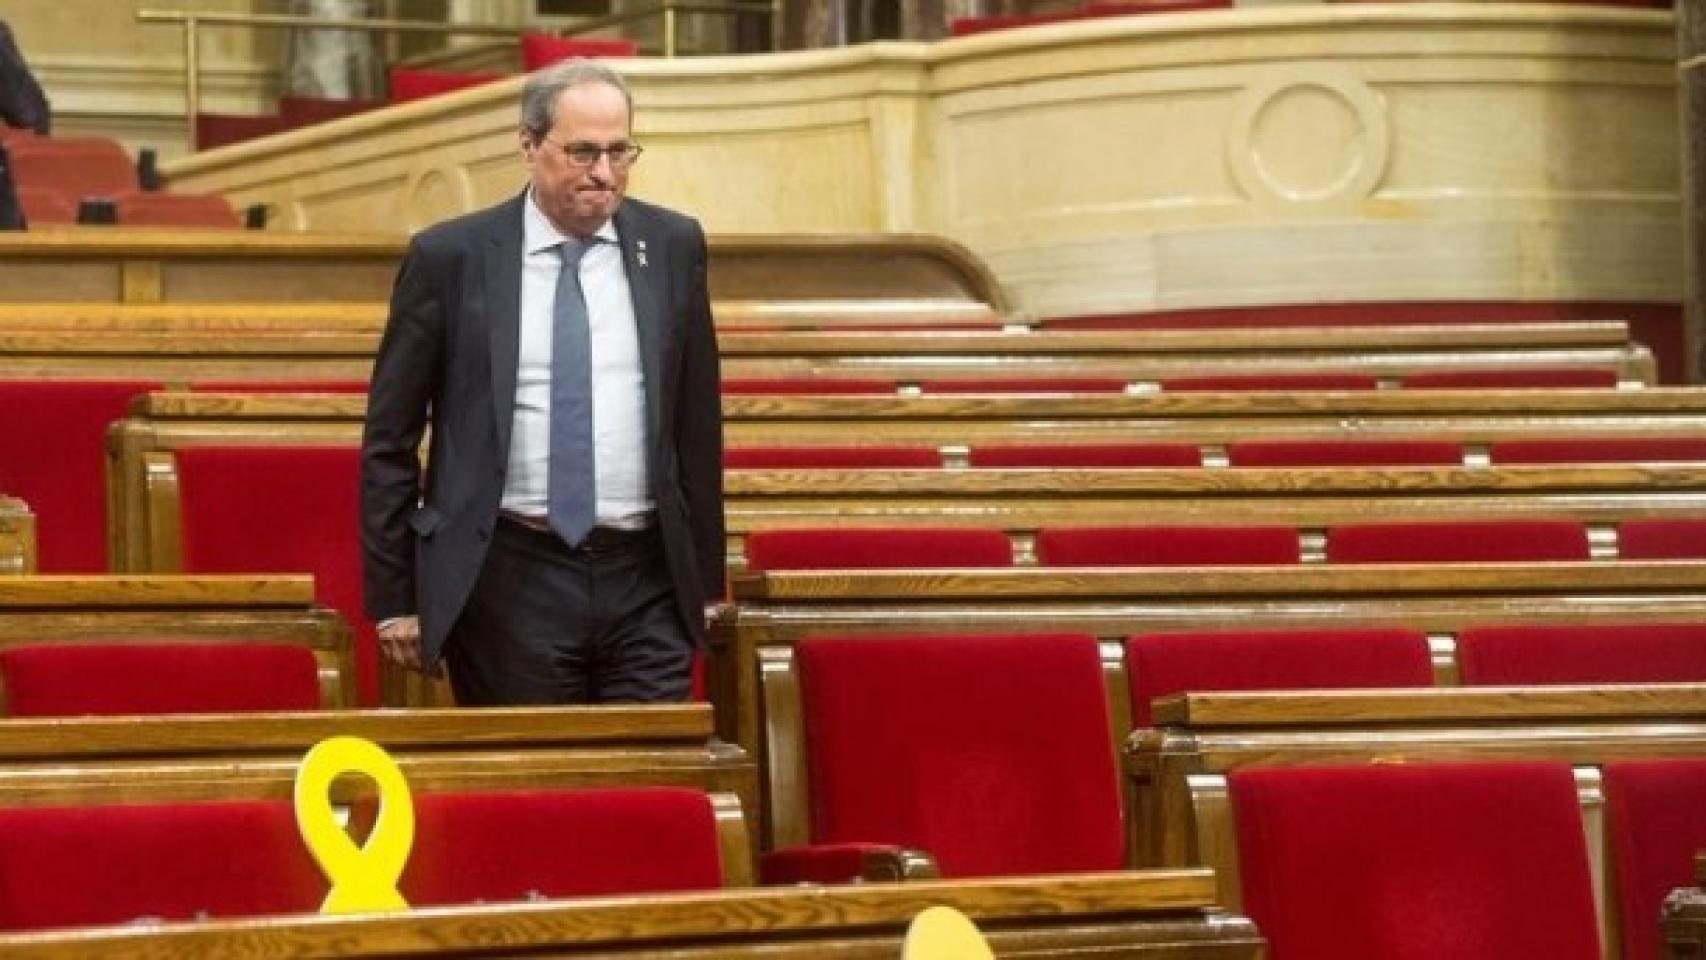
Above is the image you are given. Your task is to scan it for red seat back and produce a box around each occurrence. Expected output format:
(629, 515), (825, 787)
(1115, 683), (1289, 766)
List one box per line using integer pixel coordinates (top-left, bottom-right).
(724, 446), (942, 468)
(1325, 519), (1590, 563)
(114, 191), (240, 228)
(1227, 439), (1462, 467)
(1604, 759), (1706, 960)
(9, 136), (136, 199)
(968, 443), (1201, 468)
(175, 446), (374, 705)
(1036, 525), (1301, 566)
(796, 632), (1124, 876)
(278, 95), (384, 128)
(1457, 623), (1706, 685)
(193, 113), (290, 151)
(387, 68), (506, 103)
(16, 185), (74, 225)
(0, 800), (323, 931)
(400, 787), (724, 905)
(1618, 519), (1706, 560)
(519, 33), (640, 70)
(1402, 367), (1618, 389)
(1490, 437), (1706, 464)
(1230, 761), (1601, 960)
(745, 527), (1013, 571)
(1161, 373), (1378, 391)
(1125, 628), (1433, 725)
(0, 642), (322, 716)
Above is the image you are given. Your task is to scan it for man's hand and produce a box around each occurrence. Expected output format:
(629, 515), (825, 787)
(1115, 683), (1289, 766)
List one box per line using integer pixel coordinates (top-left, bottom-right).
(377, 616), (441, 678)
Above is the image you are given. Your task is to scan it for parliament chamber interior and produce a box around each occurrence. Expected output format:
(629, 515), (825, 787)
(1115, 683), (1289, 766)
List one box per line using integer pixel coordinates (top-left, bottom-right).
(0, 0), (1703, 956)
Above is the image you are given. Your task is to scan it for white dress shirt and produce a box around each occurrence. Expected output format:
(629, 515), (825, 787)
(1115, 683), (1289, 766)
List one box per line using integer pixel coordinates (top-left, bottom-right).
(501, 191), (652, 527)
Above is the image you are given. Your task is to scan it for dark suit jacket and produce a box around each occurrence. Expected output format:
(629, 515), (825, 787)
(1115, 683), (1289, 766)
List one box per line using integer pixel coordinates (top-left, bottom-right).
(360, 192), (725, 666)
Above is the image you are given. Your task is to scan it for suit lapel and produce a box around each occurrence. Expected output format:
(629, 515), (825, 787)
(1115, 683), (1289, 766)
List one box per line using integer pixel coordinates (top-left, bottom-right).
(485, 195), (525, 459)
(615, 202), (667, 452)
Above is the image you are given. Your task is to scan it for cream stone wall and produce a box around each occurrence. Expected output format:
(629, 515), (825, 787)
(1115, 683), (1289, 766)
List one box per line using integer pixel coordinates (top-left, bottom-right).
(160, 4), (1680, 318)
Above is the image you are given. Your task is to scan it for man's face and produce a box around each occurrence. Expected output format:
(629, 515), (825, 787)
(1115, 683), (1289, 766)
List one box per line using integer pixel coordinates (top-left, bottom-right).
(521, 81), (632, 238)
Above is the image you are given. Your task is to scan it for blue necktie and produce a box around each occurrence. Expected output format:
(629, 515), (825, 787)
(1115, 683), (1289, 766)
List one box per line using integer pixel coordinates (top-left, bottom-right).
(548, 238), (597, 546)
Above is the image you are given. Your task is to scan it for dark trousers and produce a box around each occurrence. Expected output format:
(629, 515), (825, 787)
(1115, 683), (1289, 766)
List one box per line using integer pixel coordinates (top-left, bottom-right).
(444, 516), (693, 705)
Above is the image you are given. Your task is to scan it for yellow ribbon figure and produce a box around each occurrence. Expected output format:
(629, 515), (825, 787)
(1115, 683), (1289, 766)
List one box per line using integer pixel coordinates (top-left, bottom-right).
(903, 906), (995, 960)
(293, 735), (415, 914)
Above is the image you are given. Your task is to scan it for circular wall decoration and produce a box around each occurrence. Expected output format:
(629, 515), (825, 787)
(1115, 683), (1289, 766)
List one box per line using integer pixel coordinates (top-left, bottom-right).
(1227, 72), (1390, 205)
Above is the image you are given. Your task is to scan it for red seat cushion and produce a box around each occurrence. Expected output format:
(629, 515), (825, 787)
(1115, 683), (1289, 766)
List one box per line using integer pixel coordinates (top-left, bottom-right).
(1161, 373), (1379, 392)
(1490, 437), (1706, 465)
(724, 446), (942, 468)
(1457, 623), (1706, 685)
(745, 527), (1013, 570)
(114, 191), (240, 228)
(1036, 525), (1300, 566)
(796, 633), (1124, 876)
(278, 95), (384, 128)
(175, 446), (373, 704)
(1325, 519), (1589, 563)
(1604, 759), (1706, 960)
(919, 377), (1128, 394)
(0, 642), (322, 716)
(387, 68), (506, 103)
(0, 379), (160, 572)
(9, 136), (136, 199)
(1126, 628), (1433, 725)
(401, 788), (723, 905)
(1230, 761), (1601, 960)
(949, 9), (1081, 35)
(1403, 367), (1619, 389)
(721, 378), (896, 395)
(16, 185), (75, 225)
(968, 443), (1201, 468)
(518, 33), (640, 71)
(1618, 519), (1706, 560)
(194, 112), (290, 151)
(0, 800), (324, 930)
(1228, 439), (1462, 467)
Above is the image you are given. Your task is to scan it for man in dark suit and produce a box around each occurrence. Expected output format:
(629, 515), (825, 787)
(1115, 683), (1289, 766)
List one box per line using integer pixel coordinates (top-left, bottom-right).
(361, 60), (724, 704)
(0, 20), (50, 135)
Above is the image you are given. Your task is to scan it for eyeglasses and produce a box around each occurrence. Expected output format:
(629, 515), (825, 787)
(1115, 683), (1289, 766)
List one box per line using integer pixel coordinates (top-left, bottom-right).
(537, 137), (644, 169)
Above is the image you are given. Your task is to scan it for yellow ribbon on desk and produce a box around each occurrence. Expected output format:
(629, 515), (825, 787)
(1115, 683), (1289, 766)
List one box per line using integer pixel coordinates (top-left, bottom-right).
(293, 735), (415, 914)
(903, 906), (995, 960)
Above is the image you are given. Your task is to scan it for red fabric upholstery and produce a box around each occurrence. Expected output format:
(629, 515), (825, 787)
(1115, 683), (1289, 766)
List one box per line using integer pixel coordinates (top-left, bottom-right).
(519, 33), (640, 70)
(947, 0), (1226, 35)
(1227, 439), (1462, 467)
(968, 443), (1201, 468)
(919, 377), (1128, 394)
(724, 446), (942, 468)
(16, 185), (74, 225)
(759, 842), (906, 885)
(0, 799), (324, 930)
(1161, 373), (1379, 392)
(175, 446), (374, 705)
(1035, 525), (1301, 566)
(114, 191), (240, 228)
(1604, 759), (1706, 960)
(1402, 367), (1619, 389)
(950, 9), (1081, 35)
(1457, 623), (1706, 685)
(388, 68), (507, 103)
(189, 380), (369, 393)
(9, 136), (136, 199)
(745, 528), (1013, 570)
(1325, 519), (1590, 563)
(1617, 519), (1706, 560)
(1230, 761), (1601, 960)
(0, 379), (160, 571)
(401, 788), (723, 905)
(278, 96), (384, 128)
(721, 378), (896, 395)
(1491, 437), (1706, 464)
(795, 632), (1124, 876)
(1125, 628), (1433, 725)
(0, 642), (321, 716)
(194, 113), (289, 151)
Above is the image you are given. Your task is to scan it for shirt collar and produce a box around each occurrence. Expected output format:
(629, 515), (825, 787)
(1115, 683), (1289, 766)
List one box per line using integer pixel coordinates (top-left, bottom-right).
(524, 188), (620, 255)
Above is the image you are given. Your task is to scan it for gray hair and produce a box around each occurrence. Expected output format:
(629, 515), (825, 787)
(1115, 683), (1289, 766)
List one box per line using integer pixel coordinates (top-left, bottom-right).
(520, 60), (633, 140)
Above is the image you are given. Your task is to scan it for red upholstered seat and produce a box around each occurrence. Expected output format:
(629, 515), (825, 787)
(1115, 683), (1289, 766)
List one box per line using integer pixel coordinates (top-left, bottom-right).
(400, 787), (724, 906)
(1125, 628), (1433, 725)
(1490, 437), (1706, 464)
(1617, 519), (1706, 560)
(193, 112), (289, 151)
(1457, 623), (1706, 685)
(1227, 439), (1462, 467)
(16, 185), (74, 225)
(1161, 373), (1379, 392)
(721, 378), (896, 395)
(0, 642), (322, 716)
(745, 527), (1013, 570)
(724, 446), (942, 468)
(0, 799), (324, 931)
(919, 377), (1128, 394)
(388, 68), (506, 103)
(1325, 519), (1590, 563)
(519, 33), (640, 70)
(9, 136), (136, 200)
(114, 191), (240, 228)
(784, 632), (1124, 877)
(278, 95), (384, 128)
(1035, 525), (1301, 566)
(1230, 761), (1601, 960)
(1402, 367), (1619, 389)
(968, 443), (1201, 468)
(0, 379), (160, 572)
(1604, 759), (1706, 960)
(175, 446), (374, 704)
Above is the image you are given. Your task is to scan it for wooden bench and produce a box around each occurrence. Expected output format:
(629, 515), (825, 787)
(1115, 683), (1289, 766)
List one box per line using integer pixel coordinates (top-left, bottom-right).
(0, 498), (34, 575)
(0, 870), (1261, 959)
(735, 562), (1706, 848)
(0, 575), (352, 708)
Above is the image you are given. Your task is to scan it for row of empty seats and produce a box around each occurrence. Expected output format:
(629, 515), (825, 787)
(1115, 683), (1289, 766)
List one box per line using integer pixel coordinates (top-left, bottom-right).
(4, 130), (240, 227)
